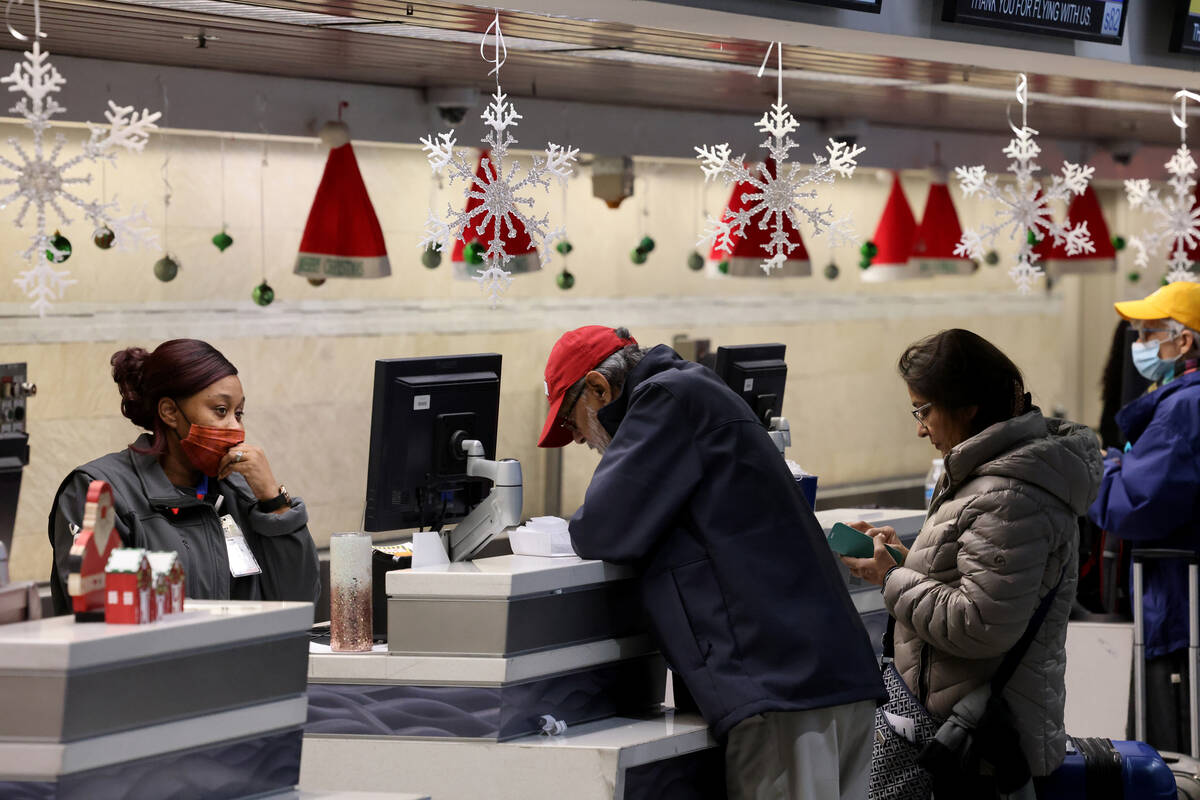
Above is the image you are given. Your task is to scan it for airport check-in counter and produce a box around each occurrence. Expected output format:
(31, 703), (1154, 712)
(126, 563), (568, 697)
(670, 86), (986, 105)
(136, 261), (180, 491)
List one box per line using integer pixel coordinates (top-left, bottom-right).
(301, 554), (721, 800)
(300, 509), (927, 799)
(0, 600), (315, 799)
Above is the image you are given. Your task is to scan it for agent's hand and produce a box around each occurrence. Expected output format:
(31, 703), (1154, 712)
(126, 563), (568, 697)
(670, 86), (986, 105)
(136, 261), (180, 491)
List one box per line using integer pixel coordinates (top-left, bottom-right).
(217, 444), (280, 501)
(841, 529), (899, 587)
(847, 521), (909, 561)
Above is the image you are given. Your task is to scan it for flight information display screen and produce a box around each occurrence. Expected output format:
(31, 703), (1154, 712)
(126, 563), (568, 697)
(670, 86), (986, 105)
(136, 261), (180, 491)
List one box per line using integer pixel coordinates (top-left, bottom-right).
(942, 0), (1127, 45)
(1171, 1), (1200, 53)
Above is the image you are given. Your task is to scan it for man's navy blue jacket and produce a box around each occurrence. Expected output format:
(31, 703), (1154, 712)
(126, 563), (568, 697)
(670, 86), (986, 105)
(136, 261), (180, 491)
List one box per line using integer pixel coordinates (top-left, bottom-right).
(568, 345), (886, 739)
(1089, 368), (1200, 658)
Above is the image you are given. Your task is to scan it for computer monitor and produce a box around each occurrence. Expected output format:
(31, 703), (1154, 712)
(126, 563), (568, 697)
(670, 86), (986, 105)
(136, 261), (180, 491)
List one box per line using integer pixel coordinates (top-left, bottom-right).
(364, 353), (502, 533)
(713, 343), (787, 427)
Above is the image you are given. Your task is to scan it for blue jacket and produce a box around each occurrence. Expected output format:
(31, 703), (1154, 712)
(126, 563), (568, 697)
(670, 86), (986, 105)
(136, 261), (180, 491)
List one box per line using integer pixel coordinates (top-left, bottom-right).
(569, 346), (886, 739)
(1089, 369), (1200, 657)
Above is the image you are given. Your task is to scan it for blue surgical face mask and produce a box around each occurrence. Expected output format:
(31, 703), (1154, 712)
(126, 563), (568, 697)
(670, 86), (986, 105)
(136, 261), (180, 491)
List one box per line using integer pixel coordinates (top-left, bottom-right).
(1132, 339), (1176, 383)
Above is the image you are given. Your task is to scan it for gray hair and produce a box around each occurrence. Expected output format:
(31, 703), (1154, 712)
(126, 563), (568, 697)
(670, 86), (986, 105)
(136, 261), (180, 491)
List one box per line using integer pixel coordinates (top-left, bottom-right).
(563, 327), (647, 408)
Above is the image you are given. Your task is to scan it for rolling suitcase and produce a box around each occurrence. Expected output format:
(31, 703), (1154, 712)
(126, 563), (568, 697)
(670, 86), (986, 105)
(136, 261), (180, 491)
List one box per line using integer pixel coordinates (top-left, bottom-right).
(1035, 736), (1176, 799)
(1133, 548), (1200, 799)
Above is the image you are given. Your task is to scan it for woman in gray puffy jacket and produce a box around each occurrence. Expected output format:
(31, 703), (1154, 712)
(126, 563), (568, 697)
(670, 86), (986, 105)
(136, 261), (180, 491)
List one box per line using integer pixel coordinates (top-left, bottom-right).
(844, 329), (1103, 790)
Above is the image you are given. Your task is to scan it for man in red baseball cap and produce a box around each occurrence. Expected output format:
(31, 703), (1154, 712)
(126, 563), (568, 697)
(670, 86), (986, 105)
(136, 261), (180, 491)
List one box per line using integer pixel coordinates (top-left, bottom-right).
(539, 325), (886, 800)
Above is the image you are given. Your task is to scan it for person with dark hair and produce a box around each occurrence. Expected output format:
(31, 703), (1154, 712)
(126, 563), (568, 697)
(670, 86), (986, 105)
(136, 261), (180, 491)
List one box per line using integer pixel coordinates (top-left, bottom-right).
(1088, 282), (1200, 754)
(842, 328), (1102, 794)
(48, 339), (320, 613)
(538, 325), (886, 800)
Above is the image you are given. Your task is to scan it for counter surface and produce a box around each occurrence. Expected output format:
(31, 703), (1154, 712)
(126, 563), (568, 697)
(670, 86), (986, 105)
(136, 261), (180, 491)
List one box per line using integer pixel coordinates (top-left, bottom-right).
(0, 600), (314, 671)
(385, 554), (635, 599)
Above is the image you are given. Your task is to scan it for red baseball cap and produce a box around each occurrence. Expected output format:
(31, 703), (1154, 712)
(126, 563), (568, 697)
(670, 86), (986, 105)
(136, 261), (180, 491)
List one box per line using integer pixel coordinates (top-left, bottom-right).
(538, 326), (638, 448)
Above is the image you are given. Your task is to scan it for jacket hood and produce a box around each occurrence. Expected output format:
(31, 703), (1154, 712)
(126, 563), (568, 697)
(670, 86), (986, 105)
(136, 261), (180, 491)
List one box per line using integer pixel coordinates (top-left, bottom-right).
(945, 409), (1103, 516)
(596, 344), (678, 434)
(1116, 369), (1200, 444)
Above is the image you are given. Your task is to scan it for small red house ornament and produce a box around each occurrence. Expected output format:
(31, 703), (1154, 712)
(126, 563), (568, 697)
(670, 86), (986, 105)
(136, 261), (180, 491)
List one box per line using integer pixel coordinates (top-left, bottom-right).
(105, 548), (154, 625)
(148, 551), (185, 616)
(67, 481), (120, 622)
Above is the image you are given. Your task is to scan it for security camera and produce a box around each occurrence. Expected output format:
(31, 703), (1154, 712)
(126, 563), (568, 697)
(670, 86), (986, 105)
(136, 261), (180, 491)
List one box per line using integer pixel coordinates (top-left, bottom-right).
(425, 87), (480, 128)
(1104, 138), (1140, 167)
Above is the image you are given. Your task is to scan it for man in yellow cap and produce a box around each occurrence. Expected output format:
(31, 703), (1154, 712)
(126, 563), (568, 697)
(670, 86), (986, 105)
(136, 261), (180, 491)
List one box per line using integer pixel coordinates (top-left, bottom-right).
(1089, 281), (1200, 753)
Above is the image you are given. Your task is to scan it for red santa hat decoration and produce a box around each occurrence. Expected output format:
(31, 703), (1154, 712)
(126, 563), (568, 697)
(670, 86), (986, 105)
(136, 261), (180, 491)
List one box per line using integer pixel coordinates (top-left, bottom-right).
(1033, 185), (1116, 276)
(452, 150), (541, 280)
(861, 173), (918, 282)
(294, 120), (391, 282)
(910, 177), (974, 277)
(707, 159), (811, 278)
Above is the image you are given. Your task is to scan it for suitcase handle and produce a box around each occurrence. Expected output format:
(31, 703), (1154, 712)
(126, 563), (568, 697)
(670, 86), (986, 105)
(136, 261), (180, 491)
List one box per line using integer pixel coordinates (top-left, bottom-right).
(1131, 548), (1200, 564)
(1131, 548), (1199, 758)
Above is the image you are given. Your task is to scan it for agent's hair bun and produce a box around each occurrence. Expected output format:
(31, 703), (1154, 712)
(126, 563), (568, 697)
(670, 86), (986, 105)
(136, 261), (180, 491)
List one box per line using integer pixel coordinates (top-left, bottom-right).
(110, 347), (154, 430)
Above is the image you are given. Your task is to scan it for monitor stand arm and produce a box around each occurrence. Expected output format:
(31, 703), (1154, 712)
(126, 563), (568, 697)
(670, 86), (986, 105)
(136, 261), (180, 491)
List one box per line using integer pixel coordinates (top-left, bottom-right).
(768, 416), (791, 458)
(443, 439), (523, 562)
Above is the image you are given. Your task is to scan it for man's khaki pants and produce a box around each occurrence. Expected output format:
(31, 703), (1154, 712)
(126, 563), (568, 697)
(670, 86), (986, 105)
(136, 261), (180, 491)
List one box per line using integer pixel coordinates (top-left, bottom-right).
(725, 700), (876, 800)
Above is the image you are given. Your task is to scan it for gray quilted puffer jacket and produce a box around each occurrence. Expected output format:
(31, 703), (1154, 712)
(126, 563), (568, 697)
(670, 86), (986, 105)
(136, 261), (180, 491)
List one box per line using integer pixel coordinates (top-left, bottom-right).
(883, 410), (1102, 777)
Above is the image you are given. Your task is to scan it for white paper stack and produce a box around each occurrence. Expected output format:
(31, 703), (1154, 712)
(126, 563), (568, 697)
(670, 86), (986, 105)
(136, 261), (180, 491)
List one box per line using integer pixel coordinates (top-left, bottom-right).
(509, 516), (577, 558)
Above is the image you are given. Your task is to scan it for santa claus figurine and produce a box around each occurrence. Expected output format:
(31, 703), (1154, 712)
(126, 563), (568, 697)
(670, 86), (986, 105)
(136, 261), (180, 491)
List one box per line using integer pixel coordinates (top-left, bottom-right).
(67, 480), (121, 622)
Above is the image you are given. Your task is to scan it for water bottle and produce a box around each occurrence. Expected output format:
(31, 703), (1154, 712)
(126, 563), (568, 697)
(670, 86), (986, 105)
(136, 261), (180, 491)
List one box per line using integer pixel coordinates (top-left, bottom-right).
(924, 458), (945, 509)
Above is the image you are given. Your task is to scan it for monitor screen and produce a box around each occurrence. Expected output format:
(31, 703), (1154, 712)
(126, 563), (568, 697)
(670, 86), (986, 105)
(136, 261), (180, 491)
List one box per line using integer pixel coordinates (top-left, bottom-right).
(713, 344), (788, 427)
(942, 0), (1127, 45)
(1171, 0), (1200, 53)
(364, 354), (502, 533)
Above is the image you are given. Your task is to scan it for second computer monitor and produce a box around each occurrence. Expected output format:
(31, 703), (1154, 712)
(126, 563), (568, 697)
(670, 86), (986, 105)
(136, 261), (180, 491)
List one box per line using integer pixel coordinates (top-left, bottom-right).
(363, 353), (501, 533)
(713, 343), (787, 427)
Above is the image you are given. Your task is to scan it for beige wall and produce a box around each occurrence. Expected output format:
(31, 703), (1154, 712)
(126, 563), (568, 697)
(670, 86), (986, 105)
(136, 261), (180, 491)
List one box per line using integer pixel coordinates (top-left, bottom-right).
(2, 124), (1141, 582)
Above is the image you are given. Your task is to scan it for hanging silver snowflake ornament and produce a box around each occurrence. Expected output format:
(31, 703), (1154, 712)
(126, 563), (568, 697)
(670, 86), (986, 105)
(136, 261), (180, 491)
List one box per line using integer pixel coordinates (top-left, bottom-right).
(695, 43), (864, 275)
(418, 15), (577, 306)
(953, 74), (1094, 294)
(1124, 90), (1200, 285)
(1, 32), (160, 314)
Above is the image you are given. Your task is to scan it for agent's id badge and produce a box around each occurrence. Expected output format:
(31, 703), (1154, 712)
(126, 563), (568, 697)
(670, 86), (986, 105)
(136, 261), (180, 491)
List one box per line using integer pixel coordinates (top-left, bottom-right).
(221, 515), (262, 577)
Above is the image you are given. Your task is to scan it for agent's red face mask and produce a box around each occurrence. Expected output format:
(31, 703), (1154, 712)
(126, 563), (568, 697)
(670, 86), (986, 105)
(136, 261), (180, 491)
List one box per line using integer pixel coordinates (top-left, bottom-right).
(178, 420), (244, 477)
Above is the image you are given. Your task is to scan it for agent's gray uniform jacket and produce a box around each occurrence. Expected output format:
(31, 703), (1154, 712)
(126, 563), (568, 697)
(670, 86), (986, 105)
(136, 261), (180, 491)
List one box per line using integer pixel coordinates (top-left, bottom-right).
(49, 434), (321, 613)
(883, 411), (1102, 776)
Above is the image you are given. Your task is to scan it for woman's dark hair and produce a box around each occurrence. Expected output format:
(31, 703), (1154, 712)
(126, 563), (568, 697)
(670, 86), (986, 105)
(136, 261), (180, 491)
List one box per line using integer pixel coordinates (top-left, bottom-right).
(898, 329), (1029, 437)
(111, 339), (238, 454)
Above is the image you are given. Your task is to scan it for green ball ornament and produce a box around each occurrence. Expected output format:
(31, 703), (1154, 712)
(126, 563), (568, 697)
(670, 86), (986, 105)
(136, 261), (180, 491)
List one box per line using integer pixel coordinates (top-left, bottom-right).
(687, 251), (705, 272)
(858, 256), (872, 270)
(153, 255), (179, 282)
(824, 262), (839, 280)
(463, 241), (484, 265)
(421, 246), (442, 269)
(308, 278), (326, 287)
(1026, 230), (1040, 246)
(555, 240), (574, 256)
(46, 231), (71, 263)
(717, 260), (730, 275)
(252, 281), (275, 306)
(556, 269), (575, 290)
(92, 226), (115, 250)
(637, 236), (656, 254)
(1112, 236), (1127, 252)
(984, 250), (1000, 266)
(212, 230), (234, 252)
(1162, 276), (1171, 287)
(630, 249), (648, 265)
(1127, 270), (1141, 284)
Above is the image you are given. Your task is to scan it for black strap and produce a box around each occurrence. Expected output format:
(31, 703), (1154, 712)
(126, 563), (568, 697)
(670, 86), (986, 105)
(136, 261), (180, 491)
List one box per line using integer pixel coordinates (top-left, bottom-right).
(1076, 737), (1123, 800)
(990, 565), (1067, 695)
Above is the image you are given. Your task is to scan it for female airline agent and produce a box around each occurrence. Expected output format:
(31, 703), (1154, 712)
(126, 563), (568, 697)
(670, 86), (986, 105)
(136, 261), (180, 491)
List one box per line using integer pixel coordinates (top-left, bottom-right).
(49, 339), (320, 612)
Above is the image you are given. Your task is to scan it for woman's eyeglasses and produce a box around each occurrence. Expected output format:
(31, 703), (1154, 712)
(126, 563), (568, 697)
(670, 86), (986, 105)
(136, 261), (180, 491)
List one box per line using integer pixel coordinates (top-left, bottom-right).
(912, 401), (934, 426)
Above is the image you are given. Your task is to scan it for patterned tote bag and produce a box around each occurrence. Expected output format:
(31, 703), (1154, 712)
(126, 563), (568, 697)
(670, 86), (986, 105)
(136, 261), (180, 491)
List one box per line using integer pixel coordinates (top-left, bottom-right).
(868, 619), (942, 800)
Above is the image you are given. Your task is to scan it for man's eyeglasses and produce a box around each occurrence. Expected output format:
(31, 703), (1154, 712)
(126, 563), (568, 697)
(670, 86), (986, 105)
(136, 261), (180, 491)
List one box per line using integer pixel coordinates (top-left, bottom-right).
(558, 387), (584, 435)
(912, 401), (934, 426)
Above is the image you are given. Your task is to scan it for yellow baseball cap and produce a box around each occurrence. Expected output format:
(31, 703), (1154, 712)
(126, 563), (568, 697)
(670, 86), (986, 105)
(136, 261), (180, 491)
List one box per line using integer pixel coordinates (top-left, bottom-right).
(1115, 282), (1200, 332)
